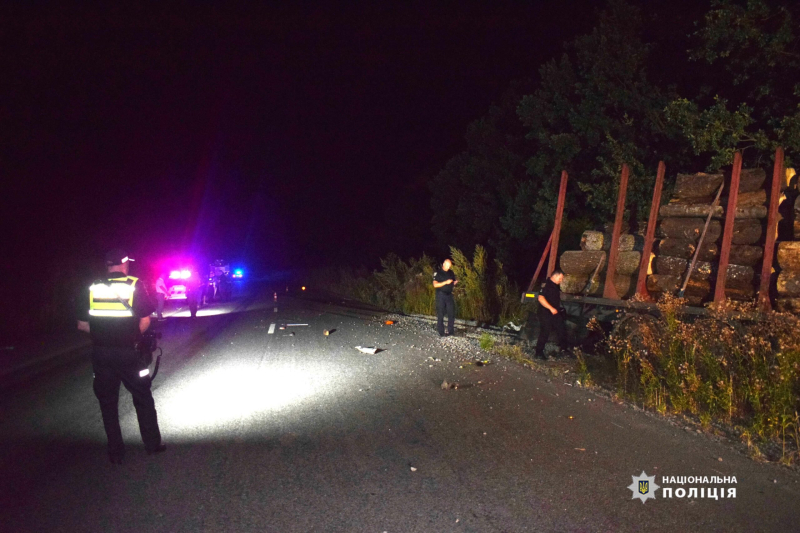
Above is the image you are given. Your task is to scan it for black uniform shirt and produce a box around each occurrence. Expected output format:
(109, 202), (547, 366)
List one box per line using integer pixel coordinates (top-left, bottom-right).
(539, 279), (562, 312)
(78, 273), (155, 348)
(433, 268), (456, 295)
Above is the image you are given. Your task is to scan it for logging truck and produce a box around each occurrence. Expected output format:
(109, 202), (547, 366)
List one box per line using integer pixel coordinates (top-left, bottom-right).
(522, 149), (798, 340)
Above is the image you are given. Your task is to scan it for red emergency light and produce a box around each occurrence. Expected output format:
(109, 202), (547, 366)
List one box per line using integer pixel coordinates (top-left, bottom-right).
(169, 270), (192, 280)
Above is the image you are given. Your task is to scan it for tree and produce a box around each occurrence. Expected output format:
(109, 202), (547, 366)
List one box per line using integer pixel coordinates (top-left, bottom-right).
(516, 0), (688, 231)
(429, 84), (532, 276)
(665, 0), (800, 169)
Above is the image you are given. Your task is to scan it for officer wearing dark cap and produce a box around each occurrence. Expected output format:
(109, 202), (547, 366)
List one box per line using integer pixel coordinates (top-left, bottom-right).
(77, 248), (166, 464)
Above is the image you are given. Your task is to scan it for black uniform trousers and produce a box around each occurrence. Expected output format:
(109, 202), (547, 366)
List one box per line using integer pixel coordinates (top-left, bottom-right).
(436, 292), (456, 336)
(92, 347), (162, 457)
(535, 309), (568, 356)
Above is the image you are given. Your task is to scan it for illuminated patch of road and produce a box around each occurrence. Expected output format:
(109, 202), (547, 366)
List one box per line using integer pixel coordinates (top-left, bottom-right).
(155, 356), (340, 441)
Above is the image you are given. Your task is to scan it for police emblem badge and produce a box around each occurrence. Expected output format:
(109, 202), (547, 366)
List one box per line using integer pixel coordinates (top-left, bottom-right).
(628, 471), (659, 503)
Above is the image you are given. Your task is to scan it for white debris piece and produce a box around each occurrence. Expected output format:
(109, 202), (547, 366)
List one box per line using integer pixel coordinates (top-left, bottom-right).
(356, 346), (378, 354)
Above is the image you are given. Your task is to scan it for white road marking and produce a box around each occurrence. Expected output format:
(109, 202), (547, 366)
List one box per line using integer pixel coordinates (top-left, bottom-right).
(268, 323), (276, 334)
(274, 307), (278, 312)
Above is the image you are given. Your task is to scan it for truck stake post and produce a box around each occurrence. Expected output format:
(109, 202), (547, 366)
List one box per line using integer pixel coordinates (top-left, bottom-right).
(603, 164), (629, 299)
(635, 161), (665, 300)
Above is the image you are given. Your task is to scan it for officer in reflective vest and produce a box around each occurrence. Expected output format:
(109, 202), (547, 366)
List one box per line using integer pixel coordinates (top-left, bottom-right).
(77, 248), (166, 464)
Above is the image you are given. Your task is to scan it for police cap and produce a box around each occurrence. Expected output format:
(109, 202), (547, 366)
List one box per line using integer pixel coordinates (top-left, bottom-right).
(105, 248), (135, 266)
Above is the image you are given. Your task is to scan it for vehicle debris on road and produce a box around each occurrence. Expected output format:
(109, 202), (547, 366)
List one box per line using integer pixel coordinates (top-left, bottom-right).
(356, 346), (379, 354)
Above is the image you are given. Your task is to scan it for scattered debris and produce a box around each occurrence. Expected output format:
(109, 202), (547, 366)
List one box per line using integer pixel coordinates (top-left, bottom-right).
(324, 329), (337, 336)
(574, 448), (586, 451)
(283, 332), (295, 337)
(286, 323), (309, 327)
(503, 321), (522, 332)
(356, 346), (379, 354)
(410, 466), (417, 472)
(384, 320), (395, 325)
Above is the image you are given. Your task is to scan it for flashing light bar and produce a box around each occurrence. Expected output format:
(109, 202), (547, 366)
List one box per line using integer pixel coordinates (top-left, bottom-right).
(232, 269), (243, 278)
(169, 270), (192, 280)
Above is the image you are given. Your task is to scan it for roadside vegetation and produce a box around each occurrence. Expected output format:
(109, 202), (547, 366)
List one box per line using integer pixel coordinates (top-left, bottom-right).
(318, 245), (525, 327)
(587, 294), (800, 464)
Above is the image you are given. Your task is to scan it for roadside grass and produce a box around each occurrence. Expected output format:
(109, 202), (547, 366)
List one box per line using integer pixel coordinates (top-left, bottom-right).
(596, 294), (800, 465)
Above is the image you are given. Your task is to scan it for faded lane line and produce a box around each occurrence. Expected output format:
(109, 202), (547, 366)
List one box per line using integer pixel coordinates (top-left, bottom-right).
(268, 323), (276, 334)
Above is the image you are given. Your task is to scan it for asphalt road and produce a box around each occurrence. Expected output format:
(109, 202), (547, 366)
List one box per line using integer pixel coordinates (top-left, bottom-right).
(2, 284), (799, 533)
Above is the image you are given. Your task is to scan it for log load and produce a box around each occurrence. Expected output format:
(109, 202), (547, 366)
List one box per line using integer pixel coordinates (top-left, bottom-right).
(651, 257), (752, 284)
(559, 250), (641, 277)
(579, 231), (639, 252)
(653, 256), (687, 276)
(722, 189), (766, 208)
(656, 239), (718, 261)
(615, 251), (642, 276)
(777, 241), (800, 271)
(729, 218), (764, 245)
(718, 264), (756, 289)
(560, 274), (589, 295)
(673, 172), (723, 199)
(661, 243), (764, 266)
(728, 168), (767, 195)
(585, 274), (634, 299)
(776, 271), (800, 297)
(729, 245), (764, 266)
(559, 251), (605, 276)
(671, 169), (765, 199)
(646, 275), (710, 305)
(657, 218), (722, 241)
(659, 204), (768, 219)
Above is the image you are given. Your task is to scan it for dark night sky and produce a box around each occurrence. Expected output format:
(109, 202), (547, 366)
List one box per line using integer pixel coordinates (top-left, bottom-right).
(3, 1), (603, 278)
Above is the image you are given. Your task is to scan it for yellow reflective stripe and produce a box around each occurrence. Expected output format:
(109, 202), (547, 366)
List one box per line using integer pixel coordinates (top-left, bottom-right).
(89, 309), (134, 317)
(525, 293), (538, 298)
(89, 276), (137, 313)
(90, 283), (135, 300)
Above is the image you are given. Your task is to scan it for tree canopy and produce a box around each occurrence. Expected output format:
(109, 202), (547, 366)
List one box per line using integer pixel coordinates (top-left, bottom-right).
(428, 0), (800, 282)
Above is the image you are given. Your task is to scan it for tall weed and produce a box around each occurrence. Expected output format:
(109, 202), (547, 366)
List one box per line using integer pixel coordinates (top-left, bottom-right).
(317, 246), (523, 326)
(604, 294), (800, 460)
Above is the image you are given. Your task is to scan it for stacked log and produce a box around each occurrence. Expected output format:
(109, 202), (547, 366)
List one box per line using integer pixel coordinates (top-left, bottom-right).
(648, 168), (768, 303)
(558, 242), (641, 297)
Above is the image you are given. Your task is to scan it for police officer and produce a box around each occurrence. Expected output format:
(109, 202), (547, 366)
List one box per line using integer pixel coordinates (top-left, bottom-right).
(433, 258), (458, 336)
(77, 248), (166, 464)
(535, 270), (569, 359)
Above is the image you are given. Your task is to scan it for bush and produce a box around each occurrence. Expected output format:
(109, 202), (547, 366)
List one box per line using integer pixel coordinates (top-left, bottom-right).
(604, 294), (800, 460)
(318, 246), (524, 326)
(479, 333), (495, 351)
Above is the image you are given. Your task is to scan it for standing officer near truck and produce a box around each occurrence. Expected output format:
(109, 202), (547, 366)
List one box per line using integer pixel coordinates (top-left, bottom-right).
(433, 258), (458, 336)
(535, 269), (569, 359)
(77, 248), (166, 464)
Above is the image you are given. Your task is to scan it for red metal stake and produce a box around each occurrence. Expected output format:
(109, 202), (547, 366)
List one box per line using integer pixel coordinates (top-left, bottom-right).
(522, 230), (554, 303)
(635, 161), (665, 300)
(603, 164), (630, 299)
(759, 147), (784, 312)
(547, 170), (569, 278)
(714, 152), (743, 303)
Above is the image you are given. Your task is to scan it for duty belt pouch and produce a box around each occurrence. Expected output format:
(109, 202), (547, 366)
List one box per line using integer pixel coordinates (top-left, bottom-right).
(139, 344), (154, 368)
